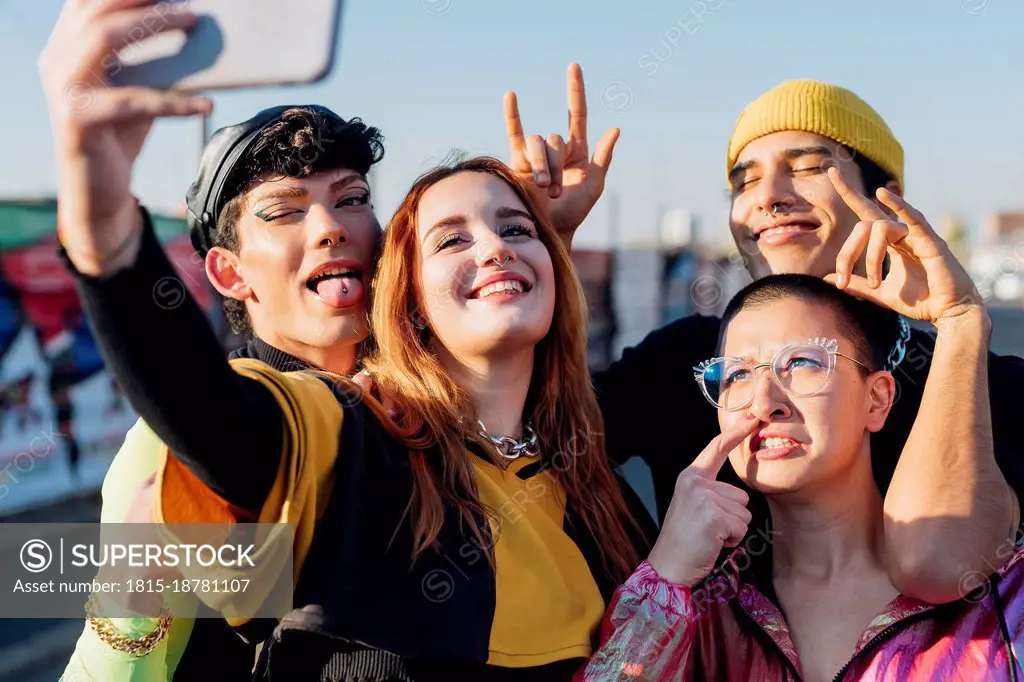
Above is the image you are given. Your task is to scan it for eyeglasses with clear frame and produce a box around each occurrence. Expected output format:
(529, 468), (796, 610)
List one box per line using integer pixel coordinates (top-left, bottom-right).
(693, 337), (872, 412)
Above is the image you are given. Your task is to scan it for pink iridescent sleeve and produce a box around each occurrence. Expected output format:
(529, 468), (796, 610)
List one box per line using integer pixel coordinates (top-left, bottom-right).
(574, 561), (701, 681)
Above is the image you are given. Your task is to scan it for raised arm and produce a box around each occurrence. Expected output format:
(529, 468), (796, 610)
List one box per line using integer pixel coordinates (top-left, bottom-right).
(888, 309), (1016, 596)
(40, 0), (282, 512)
(827, 166), (1017, 603)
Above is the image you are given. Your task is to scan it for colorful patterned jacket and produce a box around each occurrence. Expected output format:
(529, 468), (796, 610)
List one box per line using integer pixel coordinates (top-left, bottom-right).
(576, 544), (1024, 681)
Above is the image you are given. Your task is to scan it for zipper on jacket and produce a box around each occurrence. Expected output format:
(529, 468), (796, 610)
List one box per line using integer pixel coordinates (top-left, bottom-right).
(830, 610), (935, 682)
(733, 603), (803, 680)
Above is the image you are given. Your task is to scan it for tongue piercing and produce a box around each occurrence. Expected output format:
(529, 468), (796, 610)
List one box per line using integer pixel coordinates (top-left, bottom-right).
(342, 286), (349, 294)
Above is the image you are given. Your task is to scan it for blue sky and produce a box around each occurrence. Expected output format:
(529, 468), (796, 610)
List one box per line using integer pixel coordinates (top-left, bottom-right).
(3, 0), (1023, 249)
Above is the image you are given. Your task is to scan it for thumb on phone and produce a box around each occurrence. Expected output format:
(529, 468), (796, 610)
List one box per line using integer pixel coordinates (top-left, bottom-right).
(690, 415), (759, 478)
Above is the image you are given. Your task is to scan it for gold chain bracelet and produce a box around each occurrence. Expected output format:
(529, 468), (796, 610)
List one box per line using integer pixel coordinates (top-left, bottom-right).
(84, 594), (173, 657)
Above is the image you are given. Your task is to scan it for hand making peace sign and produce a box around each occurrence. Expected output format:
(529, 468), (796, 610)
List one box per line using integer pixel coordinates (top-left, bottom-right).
(827, 166), (985, 324)
(505, 64), (620, 244)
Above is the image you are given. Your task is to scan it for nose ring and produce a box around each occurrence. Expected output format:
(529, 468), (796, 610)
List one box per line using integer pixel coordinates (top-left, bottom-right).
(762, 202), (784, 218)
(492, 256), (511, 268)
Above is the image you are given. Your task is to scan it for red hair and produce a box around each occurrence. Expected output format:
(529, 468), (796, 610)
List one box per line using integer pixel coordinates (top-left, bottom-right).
(363, 156), (641, 582)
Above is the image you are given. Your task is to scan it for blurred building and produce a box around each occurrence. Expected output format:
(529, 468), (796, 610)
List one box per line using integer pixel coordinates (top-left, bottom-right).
(611, 249), (663, 360)
(0, 200), (211, 517)
(984, 212), (1024, 242)
(971, 211), (1024, 306)
(569, 250), (616, 371)
(938, 214), (969, 265)
(971, 245), (1024, 304)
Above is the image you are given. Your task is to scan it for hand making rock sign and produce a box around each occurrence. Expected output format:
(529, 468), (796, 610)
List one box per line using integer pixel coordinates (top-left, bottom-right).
(504, 64), (620, 243)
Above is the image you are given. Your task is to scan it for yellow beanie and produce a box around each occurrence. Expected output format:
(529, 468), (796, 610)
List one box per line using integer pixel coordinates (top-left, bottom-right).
(726, 79), (904, 191)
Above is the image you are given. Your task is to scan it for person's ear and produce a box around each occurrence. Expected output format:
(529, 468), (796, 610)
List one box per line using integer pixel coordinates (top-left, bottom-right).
(864, 370), (897, 433)
(205, 247), (252, 302)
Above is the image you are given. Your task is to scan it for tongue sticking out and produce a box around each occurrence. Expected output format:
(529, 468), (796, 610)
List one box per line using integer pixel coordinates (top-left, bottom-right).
(313, 276), (364, 309)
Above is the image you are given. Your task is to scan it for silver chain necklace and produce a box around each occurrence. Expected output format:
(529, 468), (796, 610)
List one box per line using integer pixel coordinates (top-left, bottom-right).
(476, 420), (540, 460)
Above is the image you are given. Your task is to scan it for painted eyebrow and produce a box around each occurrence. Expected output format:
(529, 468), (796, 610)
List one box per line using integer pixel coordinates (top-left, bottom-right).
(328, 175), (364, 193)
(251, 187), (307, 203)
(250, 174), (365, 205)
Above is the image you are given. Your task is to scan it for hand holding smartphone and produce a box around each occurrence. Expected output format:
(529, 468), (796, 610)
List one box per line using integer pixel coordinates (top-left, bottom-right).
(108, 0), (343, 91)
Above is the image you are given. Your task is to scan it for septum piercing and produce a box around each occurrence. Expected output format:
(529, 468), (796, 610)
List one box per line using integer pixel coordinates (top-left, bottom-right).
(492, 256), (511, 268)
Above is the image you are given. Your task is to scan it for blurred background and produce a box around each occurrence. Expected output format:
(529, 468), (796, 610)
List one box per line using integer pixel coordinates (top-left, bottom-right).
(1, 0), (1022, 679)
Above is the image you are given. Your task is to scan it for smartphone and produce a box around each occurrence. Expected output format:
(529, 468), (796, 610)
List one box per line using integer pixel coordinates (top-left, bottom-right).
(108, 0), (343, 91)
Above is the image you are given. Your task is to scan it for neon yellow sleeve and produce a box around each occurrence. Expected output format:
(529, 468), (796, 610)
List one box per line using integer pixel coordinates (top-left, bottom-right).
(61, 360), (343, 680)
(60, 419), (193, 681)
(152, 359), (342, 625)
